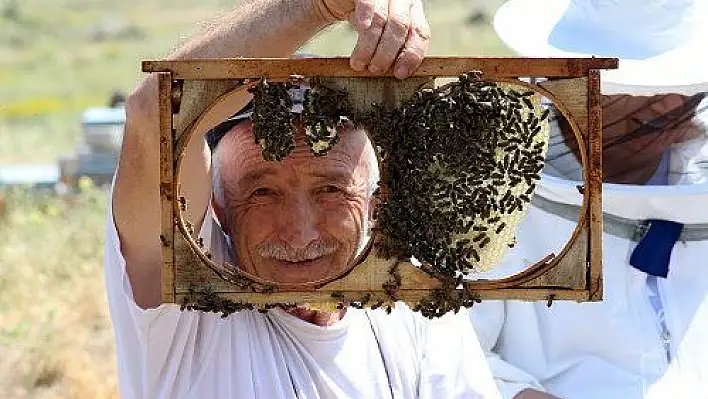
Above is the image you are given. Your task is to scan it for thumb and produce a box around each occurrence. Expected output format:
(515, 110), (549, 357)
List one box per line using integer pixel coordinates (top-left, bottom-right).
(350, 0), (374, 31)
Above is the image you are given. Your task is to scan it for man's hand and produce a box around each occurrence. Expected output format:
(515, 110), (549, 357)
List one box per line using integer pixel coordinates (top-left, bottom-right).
(513, 388), (563, 399)
(312, 0), (430, 79)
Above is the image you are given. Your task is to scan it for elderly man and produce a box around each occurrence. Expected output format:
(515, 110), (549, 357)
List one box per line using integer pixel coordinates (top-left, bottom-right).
(204, 94), (379, 287)
(469, 1), (708, 398)
(106, 0), (500, 397)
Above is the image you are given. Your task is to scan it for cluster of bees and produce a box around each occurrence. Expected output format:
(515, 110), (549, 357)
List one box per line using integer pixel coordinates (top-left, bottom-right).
(250, 78), (354, 160)
(250, 79), (297, 162)
(364, 72), (549, 277)
(301, 80), (352, 155)
(181, 287), (298, 318)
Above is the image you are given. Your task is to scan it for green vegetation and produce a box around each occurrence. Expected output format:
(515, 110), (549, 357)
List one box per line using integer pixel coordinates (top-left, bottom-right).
(0, 0), (510, 397)
(0, 182), (114, 398)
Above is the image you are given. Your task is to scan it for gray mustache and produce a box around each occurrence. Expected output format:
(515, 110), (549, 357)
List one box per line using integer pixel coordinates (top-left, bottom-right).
(257, 240), (339, 262)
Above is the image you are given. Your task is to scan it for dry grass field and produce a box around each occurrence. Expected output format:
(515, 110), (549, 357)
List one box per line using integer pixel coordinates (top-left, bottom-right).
(0, 0), (511, 397)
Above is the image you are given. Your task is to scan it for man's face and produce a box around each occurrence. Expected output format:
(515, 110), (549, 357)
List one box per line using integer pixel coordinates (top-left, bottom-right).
(559, 93), (704, 184)
(214, 120), (375, 284)
(601, 94), (703, 183)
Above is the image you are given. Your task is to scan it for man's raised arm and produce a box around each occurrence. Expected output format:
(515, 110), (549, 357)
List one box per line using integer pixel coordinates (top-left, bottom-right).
(112, 0), (430, 309)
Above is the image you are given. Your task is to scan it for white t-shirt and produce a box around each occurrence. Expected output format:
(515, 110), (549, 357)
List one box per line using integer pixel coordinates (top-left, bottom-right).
(104, 194), (500, 399)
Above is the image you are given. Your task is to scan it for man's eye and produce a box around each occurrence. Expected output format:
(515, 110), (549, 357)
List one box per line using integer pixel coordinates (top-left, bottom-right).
(321, 185), (342, 194)
(252, 187), (275, 197)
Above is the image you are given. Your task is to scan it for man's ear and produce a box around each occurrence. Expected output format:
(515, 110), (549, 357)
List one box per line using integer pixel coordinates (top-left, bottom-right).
(212, 196), (231, 237)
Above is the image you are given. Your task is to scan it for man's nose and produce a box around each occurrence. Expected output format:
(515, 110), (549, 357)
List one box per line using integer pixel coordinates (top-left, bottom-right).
(278, 193), (320, 249)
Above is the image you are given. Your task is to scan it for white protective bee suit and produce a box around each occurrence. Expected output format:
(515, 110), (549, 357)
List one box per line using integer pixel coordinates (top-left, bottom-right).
(469, 1), (708, 397)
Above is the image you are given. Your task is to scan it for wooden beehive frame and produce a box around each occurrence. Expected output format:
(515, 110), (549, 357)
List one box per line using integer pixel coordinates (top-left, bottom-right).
(143, 57), (617, 309)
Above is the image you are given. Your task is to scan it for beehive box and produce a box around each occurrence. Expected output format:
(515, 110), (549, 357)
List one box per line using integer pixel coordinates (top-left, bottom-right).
(143, 57), (617, 316)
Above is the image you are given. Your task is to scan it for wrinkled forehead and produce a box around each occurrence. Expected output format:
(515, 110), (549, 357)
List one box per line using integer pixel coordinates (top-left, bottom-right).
(216, 120), (375, 181)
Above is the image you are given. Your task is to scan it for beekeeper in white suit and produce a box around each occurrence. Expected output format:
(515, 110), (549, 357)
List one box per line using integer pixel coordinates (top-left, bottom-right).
(469, 0), (708, 398)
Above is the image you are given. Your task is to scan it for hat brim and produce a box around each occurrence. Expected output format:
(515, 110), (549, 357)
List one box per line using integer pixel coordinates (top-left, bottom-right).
(494, 0), (708, 95)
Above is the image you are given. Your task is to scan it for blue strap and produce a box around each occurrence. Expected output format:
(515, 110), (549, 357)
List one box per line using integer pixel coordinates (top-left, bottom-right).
(629, 220), (684, 278)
